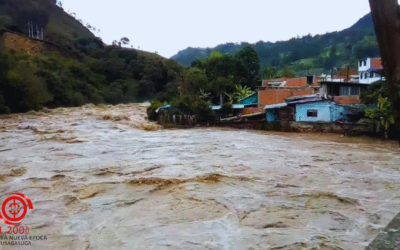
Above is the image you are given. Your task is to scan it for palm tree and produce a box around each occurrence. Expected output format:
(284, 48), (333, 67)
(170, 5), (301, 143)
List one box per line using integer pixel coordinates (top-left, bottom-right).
(234, 84), (255, 103)
(366, 95), (395, 139)
(199, 89), (211, 100)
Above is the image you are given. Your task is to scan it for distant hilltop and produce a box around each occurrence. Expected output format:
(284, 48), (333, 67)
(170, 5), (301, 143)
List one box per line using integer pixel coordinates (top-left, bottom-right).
(171, 13), (377, 74)
(0, 0), (95, 50)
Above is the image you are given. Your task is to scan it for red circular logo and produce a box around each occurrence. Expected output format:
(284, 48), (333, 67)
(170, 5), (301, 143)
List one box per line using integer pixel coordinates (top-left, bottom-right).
(0, 193), (33, 225)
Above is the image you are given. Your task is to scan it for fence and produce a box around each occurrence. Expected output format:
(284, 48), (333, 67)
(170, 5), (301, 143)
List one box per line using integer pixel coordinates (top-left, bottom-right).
(158, 113), (197, 126)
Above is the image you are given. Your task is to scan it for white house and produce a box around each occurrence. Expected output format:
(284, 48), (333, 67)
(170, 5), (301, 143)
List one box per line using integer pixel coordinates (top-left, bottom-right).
(358, 57), (384, 84)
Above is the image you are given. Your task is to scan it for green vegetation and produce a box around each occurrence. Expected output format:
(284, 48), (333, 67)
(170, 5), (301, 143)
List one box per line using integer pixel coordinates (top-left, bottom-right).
(0, 45), (183, 113)
(234, 85), (255, 102)
(172, 13), (378, 76)
(360, 80), (389, 104)
(148, 46), (260, 122)
(366, 95), (395, 139)
(361, 81), (397, 139)
(0, 0), (183, 114)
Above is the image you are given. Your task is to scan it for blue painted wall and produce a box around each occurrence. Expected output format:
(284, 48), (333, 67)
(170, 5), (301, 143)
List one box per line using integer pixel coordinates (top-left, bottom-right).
(266, 109), (278, 121)
(295, 101), (347, 122)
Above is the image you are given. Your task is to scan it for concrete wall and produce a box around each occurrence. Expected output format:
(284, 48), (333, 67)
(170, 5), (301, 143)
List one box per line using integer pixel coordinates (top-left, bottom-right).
(242, 107), (264, 115)
(296, 101), (332, 122)
(334, 96), (360, 105)
(258, 88), (314, 106)
(295, 101), (346, 122)
(359, 74), (382, 84)
(202, 120), (373, 136)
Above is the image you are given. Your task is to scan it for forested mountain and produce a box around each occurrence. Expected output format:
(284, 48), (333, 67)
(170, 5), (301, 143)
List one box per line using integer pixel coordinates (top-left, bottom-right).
(0, 0), (183, 113)
(171, 13), (378, 75)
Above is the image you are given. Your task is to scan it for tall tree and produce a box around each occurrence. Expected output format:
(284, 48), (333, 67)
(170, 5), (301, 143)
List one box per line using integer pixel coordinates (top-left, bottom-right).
(236, 46), (260, 88)
(368, 0), (400, 142)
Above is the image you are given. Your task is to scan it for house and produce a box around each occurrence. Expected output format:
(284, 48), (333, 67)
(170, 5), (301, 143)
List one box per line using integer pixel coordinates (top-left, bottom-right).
(265, 95), (358, 123)
(286, 95), (347, 122)
(264, 103), (293, 122)
(258, 76), (319, 106)
(319, 81), (368, 105)
(239, 93), (265, 115)
(318, 58), (384, 105)
(358, 58), (384, 84)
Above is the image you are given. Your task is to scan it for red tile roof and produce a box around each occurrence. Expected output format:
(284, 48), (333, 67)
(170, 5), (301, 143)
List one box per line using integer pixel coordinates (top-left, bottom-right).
(371, 58), (383, 69)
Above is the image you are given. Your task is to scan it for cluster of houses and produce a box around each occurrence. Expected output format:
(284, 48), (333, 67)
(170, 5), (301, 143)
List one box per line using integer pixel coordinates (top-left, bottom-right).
(235, 57), (383, 123)
(157, 57), (382, 125)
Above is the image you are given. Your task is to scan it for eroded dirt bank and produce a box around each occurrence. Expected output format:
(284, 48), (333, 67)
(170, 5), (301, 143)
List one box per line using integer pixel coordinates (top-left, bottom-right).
(0, 104), (400, 250)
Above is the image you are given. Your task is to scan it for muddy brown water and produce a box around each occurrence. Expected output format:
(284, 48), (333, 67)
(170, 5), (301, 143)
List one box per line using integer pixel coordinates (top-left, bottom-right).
(0, 104), (399, 250)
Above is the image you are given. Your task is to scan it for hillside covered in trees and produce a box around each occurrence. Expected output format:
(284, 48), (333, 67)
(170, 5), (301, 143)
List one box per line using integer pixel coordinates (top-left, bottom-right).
(172, 13), (378, 75)
(0, 0), (184, 113)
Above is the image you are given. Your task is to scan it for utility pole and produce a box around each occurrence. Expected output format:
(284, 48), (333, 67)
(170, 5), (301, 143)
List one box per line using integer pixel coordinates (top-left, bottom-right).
(30, 23), (34, 38)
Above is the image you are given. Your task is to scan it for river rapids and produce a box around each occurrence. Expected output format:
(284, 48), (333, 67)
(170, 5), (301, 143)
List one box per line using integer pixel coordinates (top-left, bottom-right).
(0, 103), (399, 250)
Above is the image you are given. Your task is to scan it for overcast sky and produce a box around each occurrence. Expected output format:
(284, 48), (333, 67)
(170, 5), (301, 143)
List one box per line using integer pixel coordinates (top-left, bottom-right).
(62, 0), (374, 58)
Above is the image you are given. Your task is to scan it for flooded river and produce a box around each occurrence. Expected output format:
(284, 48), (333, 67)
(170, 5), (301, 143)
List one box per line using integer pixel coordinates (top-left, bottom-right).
(0, 104), (399, 250)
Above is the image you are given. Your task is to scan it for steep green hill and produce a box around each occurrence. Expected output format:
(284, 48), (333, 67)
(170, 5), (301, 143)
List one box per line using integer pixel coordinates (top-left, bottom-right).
(0, 0), (94, 49)
(0, 0), (183, 113)
(171, 13), (378, 74)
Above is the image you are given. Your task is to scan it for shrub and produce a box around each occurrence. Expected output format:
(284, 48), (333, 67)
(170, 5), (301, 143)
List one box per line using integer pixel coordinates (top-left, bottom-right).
(172, 95), (215, 122)
(0, 93), (10, 114)
(6, 60), (52, 112)
(146, 100), (163, 121)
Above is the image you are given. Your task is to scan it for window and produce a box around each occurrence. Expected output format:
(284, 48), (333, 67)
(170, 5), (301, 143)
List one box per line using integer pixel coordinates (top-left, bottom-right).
(350, 86), (360, 96)
(360, 73), (363, 79)
(359, 60), (363, 67)
(364, 60), (367, 66)
(365, 72), (368, 79)
(307, 110), (318, 117)
(370, 72), (374, 78)
(340, 86), (350, 96)
(340, 86), (360, 96)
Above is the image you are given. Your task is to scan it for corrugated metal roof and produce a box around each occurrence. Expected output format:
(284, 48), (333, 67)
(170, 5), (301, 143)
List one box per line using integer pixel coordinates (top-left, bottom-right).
(239, 93), (256, 102)
(159, 104), (171, 109)
(212, 104), (245, 110)
(284, 94), (333, 105)
(240, 93), (258, 106)
(285, 94), (320, 102)
(286, 97), (326, 104)
(264, 103), (287, 110)
(156, 104), (171, 113)
(233, 104), (245, 109)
